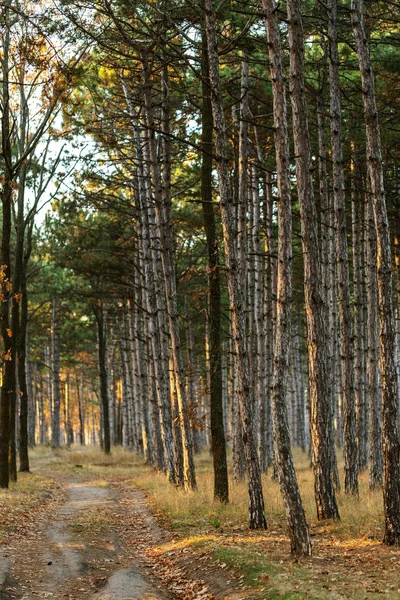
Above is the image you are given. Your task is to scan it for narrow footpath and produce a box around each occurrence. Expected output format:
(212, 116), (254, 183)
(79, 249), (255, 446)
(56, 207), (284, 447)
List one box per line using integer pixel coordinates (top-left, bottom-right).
(0, 464), (245, 600)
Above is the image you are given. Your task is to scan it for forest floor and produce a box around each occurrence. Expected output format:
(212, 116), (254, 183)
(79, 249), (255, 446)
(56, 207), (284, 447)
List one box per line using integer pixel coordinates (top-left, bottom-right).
(0, 447), (400, 600)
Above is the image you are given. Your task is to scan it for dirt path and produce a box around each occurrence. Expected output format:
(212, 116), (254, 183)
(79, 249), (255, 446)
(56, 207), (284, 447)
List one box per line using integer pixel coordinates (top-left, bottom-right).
(0, 468), (246, 600)
(0, 473), (175, 600)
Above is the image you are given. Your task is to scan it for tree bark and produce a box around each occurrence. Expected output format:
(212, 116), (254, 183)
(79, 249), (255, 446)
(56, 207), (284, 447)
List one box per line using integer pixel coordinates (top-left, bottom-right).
(205, 0), (266, 529)
(122, 81), (176, 481)
(51, 298), (61, 448)
(327, 0), (358, 494)
(201, 19), (229, 503)
(0, 2), (14, 487)
(351, 0), (400, 544)
(263, 0), (312, 555)
(142, 53), (196, 491)
(94, 301), (111, 455)
(365, 183), (383, 489)
(287, 0), (339, 520)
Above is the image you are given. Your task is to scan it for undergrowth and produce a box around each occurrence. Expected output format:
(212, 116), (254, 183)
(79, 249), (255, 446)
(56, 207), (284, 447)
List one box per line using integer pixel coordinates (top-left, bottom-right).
(14, 445), (398, 599)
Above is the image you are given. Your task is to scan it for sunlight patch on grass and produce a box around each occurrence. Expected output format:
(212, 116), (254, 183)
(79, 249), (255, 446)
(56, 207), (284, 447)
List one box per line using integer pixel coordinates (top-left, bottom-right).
(25, 444), (396, 599)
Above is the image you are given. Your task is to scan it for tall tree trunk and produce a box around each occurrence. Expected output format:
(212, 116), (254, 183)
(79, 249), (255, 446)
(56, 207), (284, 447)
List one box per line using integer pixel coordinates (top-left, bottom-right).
(316, 93), (340, 492)
(51, 298), (61, 448)
(365, 183), (383, 489)
(327, 0), (358, 494)
(263, 0), (312, 556)
(0, 3), (14, 487)
(38, 373), (46, 445)
(141, 54), (196, 491)
(205, 0), (266, 529)
(352, 149), (368, 472)
(351, 0), (400, 544)
(287, 0), (339, 520)
(64, 373), (73, 447)
(76, 372), (85, 446)
(122, 81), (176, 480)
(18, 266), (30, 470)
(201, 19), (228, 503)
(27, 353), (36, 448)
(45, 346), (52, 441)
(94, 301), (111, 455)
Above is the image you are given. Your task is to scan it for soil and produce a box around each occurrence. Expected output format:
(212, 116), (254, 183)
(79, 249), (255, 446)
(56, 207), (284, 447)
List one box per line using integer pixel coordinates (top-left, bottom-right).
(0, 466), (249, 600)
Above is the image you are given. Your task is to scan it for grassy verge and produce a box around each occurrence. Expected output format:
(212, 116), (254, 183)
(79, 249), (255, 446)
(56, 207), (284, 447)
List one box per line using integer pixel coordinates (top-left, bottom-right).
(25, 445), (400, 599)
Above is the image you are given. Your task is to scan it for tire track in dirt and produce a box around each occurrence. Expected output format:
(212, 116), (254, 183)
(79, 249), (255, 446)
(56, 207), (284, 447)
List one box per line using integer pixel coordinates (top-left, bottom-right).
(0, 477), (171, 600)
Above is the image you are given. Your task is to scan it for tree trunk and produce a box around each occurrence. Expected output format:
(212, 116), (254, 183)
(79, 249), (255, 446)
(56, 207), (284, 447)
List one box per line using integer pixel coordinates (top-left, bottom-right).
(51, 298), (61, 448)
(205, 0), (266, 529)
(365, 183), (383, 489)
(201, 20), (228, 503)
(327, 0), (358, 494)
(0, 4), (14, 487)
(263, 0), (312, 555)
(287, 0), (339, 520)
(64, 373), (73, 447)
(18, 266), (30, 470)
(351, 0), (400, 544)
(316, 93), (340, 492)
(122, 81), (176, 480)
(94, 301), (111, 455)
(352, 150), (368, 472)
(142, 53), (196, 491)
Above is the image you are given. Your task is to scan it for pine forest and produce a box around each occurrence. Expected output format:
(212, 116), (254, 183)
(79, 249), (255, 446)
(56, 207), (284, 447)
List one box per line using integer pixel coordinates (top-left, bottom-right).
(0, 0), (400, 598)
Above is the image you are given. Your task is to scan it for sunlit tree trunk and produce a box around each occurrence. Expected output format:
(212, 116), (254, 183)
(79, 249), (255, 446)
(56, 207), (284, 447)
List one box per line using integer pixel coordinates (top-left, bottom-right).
(38, 374), (46, 445)
(352, 150), (368, 472)
(327, 0), (358, 494)
(205, 0), (266, 529)
(122, 79), (176, 479)
(287, 0), (339, 520)
(76, 372), (85, 446)
(64, 373), (73, 447)
(263, 0), (312, 555)
(142, 52), (196, 491)
(351, 0), (400, 544)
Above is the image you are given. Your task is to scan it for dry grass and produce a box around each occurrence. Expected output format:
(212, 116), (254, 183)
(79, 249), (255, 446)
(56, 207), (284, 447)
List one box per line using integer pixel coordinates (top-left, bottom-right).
(24, 445), (397, 599)
(35, 443), (384, 541)
(0, 468), (61, 543)
(115, 446), (394, 599)
(125, 447), (384, 542)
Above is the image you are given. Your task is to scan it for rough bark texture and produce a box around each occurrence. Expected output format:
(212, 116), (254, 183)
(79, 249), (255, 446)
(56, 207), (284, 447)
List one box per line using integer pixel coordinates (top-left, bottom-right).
(327, 0), (358, 495)
(365, 186), (383, 489)
(352, 153), (368, 473)
(351, 0), (400, 544)
(142, 53), (196, 491)
(263, 0), (312, 556)
(51, 299), (61, 448)
(94, 302), (111, 455)
(17, 267), (30, 471)
(0, 4), (13, 488)
(316, 94), (340, 492)
(201, 21), (229, 503)
(122, 79), (176, 482)
(205, 0), (266, 530)
(287, 0), (339, 520)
